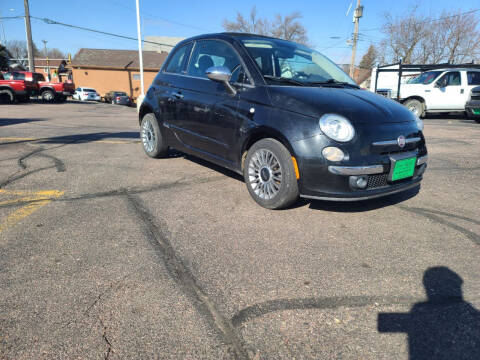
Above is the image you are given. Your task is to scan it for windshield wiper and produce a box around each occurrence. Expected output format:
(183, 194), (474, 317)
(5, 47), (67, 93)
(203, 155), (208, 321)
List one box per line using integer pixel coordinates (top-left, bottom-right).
(306, 78), (360, 88)
(263, 75), (305, 86)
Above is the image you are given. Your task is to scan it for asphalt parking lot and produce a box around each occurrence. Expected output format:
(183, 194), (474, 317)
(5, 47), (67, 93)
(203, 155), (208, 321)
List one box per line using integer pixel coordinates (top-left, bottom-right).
(1, 100), (479, 359)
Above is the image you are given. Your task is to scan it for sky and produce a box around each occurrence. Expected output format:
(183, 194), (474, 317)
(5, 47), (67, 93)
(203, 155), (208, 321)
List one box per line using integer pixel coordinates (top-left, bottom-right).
(1, 0), (479, 64)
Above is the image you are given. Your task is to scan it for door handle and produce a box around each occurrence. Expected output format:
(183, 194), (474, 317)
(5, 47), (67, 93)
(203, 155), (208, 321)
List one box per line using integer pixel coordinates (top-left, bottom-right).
(172, 91), (184, 99)
(460, 89), (464, 94)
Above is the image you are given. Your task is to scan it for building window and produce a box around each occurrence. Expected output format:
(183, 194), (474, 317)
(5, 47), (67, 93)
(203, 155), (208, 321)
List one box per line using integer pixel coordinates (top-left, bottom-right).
(133, 74), (141, 80)
(44, 68), (49, 73)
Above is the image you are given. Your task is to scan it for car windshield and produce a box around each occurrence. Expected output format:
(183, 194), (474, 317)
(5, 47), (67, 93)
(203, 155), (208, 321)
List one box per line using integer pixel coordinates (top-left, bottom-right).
(408, 71), (442, 85)
(83, 89), (96, 92)
(240, 37), (357, 87)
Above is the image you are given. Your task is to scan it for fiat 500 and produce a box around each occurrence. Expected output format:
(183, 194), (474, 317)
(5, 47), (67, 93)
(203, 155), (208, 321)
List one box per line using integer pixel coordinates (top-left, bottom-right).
(138, 33), (428, 209)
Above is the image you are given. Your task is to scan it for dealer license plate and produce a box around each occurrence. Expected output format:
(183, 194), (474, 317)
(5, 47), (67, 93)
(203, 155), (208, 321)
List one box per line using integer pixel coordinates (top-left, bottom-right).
(391, 157), (416, 181)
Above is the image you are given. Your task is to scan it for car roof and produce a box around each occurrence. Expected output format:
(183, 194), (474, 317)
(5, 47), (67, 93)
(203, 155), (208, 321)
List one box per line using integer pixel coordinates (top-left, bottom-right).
(176, 32), (289, 46)
(430, 68), (480, 72)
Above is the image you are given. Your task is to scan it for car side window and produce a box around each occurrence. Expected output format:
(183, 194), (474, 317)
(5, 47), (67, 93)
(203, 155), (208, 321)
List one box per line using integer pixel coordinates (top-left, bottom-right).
(165, 43), (193, 74)
(467, 72), (480, 85)
(437, 72), (461, 87)
(187, 40), (241, 79)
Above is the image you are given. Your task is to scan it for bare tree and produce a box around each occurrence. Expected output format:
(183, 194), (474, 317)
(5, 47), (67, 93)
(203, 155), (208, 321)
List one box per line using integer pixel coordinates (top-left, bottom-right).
(0, 45), (10, 71)
(359, 44), (377, 69)
(223, 6), (309, 44)
(222, 6), (269, 36)
(379, 7), (480, 65)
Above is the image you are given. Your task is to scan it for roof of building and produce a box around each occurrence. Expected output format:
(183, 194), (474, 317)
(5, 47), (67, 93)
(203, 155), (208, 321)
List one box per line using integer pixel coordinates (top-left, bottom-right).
(34, 59), (66, 67)
(71, 48), (169, 69)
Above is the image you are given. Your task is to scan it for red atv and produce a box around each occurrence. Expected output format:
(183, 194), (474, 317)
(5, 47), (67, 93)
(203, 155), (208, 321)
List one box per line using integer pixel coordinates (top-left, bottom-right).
(0, 72), (38, 103)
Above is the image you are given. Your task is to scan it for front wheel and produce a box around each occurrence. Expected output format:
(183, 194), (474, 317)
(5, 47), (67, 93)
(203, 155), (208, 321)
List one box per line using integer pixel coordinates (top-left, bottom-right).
(244, 138), (299, 209)
(140, 113), (168, 158)
(404, 99), (425, 118)
(41, 89), (55, 102)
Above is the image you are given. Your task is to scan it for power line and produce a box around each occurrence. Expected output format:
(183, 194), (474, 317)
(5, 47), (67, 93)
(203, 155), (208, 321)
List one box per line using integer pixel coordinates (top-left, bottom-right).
(30, 16), (176, 48)
(362, 8), (480, 32)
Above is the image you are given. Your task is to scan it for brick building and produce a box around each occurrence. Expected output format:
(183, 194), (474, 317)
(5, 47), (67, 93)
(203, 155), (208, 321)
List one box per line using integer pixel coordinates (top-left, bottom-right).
(70, 49), (169, 99)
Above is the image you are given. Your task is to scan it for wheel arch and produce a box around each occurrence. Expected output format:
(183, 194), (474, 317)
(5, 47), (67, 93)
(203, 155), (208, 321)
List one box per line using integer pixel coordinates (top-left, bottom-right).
(240, 126), (295, 171)
(39, 86), (55, 94)
(402, 96), (426, 105)
(139, 103), (154, 125)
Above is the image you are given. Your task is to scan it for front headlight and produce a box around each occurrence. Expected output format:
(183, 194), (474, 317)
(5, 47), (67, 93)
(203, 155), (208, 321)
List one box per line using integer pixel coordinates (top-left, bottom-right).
(415, 116), (424, 131)
(319, 114), (355, 142)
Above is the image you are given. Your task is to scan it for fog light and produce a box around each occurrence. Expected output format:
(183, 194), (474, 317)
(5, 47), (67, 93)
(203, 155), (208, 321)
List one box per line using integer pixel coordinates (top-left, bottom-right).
(417, 163), (427, 176)
(322, 147), (345, 162)
(349, 175), (368, 189)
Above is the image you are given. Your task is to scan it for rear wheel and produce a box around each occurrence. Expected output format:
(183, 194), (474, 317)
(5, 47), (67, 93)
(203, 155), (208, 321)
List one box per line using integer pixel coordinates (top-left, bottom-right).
(244, 138), (299, 209)
(0, 89), (14, 104)
(41, 89), (55, 102)
(404, 99), (425, 118)
(140, 113), (168, 158)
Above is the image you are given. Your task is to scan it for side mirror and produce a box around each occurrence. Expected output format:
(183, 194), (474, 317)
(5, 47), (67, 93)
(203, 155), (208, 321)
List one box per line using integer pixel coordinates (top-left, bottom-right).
(435, 79), (447, 88)
(206, 66), (237, 95)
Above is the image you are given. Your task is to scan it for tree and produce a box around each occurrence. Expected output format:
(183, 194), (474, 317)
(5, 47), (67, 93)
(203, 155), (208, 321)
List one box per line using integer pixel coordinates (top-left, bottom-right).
(359, 45), (377, 69)
(223, 6), (309, 44)
(379, 7), (480, 65)
(0, 45), (10, 71)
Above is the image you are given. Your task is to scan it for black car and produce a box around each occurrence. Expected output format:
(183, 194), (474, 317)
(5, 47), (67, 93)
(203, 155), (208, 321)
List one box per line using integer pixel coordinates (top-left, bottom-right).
(104, 91), (131, 106)
(138, 33), (428, 209)
(466, 86), (480, 123)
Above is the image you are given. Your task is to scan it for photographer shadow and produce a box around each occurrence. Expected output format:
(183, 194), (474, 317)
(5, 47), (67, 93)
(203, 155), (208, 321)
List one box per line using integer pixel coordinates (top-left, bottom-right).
(378, 267), (480, 359)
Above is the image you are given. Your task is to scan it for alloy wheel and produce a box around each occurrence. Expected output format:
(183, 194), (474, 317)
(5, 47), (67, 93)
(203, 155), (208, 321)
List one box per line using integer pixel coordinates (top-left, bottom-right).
(248, 149), (282, 200)
(141, 117), (156, 153)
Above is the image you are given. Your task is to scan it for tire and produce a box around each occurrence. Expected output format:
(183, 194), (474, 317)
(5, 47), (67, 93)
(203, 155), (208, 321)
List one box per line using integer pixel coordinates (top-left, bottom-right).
(140, 113), (168, 158)
(404, 99), (425, 118)
(244, 138), (299, 209)
(0, 89), (14, 104)
(41, 89), (55, 102)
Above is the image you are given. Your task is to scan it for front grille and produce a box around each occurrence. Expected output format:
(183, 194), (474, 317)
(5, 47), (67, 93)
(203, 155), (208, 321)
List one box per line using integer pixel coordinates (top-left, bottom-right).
(471, 94), (480, 101)
(367, 173), (388, 189)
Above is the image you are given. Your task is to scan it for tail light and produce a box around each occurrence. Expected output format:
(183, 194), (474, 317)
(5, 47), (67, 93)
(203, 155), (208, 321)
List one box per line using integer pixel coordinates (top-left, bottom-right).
(116, 96), (121, 101)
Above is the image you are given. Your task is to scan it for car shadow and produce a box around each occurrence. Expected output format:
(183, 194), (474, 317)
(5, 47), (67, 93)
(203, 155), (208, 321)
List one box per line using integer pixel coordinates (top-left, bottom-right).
(308, 186), (420, 212)
(378, 267), (480, 359)
(0, 118), (48, 127)
(0, 131), (140, 145)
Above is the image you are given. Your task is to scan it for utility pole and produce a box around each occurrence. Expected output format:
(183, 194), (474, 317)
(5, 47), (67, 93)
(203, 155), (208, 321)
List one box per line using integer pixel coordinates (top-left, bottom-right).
(135, 0), (144, 99)
(23, 0), (35, 72)
(349, 0), (363, 79)
(42, 39), (50, 80)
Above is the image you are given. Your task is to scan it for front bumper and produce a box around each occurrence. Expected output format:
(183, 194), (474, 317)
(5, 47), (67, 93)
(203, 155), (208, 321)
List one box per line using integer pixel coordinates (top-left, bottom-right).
(292, 132), (427, 201)
(466, 100), (480, 116)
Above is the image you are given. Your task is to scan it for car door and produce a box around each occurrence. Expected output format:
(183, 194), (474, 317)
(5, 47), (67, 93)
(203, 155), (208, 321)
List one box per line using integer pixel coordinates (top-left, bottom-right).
(151, 42), (193, 147)
(429, 71), (464, 110)
(178, 39), (242, 161)
(466, 71), (480, 101)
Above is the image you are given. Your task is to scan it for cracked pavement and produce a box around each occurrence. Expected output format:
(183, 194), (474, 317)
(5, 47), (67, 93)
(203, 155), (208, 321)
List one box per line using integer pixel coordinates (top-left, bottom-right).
(0, 102), (479, 359)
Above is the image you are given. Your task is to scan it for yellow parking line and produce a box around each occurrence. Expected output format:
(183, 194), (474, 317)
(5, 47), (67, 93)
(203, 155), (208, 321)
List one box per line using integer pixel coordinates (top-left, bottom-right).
(0, 190), (64, 234)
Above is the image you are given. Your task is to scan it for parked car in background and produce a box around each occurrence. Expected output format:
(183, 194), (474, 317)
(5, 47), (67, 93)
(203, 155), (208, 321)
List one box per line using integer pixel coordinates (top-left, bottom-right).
(6, 71), (75, 102)
(0, 71), (38, 103)
(399, 69), (480, 117)
(466, 86), (480, 123)
(73, 87), (101, 101)
(104, 90), (131, 106)
(139, 33), (427, 209)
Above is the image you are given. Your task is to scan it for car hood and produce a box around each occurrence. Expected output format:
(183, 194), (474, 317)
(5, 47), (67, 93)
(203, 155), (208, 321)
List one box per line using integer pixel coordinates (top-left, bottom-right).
(267, 86), (415, 124)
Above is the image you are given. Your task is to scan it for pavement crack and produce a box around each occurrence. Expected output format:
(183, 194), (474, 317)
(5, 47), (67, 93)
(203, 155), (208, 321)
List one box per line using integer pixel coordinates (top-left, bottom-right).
(99, 317), (113, 360)
(125, 193), (249, 360)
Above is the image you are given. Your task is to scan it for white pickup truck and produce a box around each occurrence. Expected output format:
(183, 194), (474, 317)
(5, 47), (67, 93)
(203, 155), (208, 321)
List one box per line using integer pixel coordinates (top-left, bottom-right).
(397, 68), (480, 117)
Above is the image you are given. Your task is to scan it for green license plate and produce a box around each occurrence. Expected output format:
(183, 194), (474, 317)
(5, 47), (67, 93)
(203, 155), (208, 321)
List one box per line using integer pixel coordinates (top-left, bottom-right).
(473, 108), (480, 115)
(391, 157), (416, 181)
